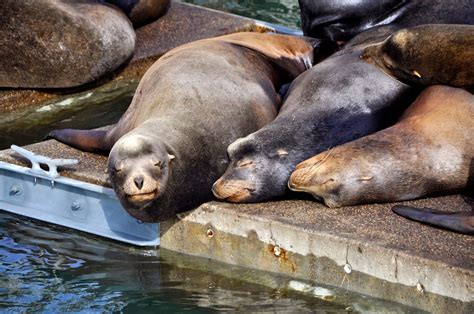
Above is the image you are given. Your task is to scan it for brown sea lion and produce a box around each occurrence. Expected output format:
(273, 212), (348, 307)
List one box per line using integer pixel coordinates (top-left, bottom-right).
(48, 32), (336, 222)
(0, 0), (136, 88)
(361, 24), (474, 90)
(289, 86), (473, 210)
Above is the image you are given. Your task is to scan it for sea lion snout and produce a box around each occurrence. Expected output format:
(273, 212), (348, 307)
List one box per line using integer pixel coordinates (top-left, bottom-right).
(288, 167), (314, 191)
(288, 153), (353, 208)
(134, 176), (144, 189)
(123, 173), (160, 204)
(212, 178), (256, 203)
(289, 166), (337, 201)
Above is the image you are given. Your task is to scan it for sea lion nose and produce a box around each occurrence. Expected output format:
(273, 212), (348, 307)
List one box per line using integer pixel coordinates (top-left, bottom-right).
(211, 179), (223, 199)
(134, 176), (144, 190)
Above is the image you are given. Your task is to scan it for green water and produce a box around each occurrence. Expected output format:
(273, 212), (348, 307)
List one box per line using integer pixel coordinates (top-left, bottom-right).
(0, 212), (418, 312)
(179, 0), (302, 29)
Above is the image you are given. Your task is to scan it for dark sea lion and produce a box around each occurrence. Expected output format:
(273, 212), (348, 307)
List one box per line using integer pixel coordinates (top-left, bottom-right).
(392, 206), (474, 235)
(48, 32), (335, 222)
(104, 0), (170, 26)
(362, 24), (474, 89)
(289, 86), (474, 209)
(298, 0), (474, 42)
(212, 38), (417, 204)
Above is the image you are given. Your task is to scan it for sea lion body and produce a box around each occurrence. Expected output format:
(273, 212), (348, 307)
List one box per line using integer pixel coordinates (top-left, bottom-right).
(299, 0), (474, 42)
(49, 32), (332, 222)
(212, 40), (417, 203)
(289, 86), (474, 208)
(104, 0), (170, 26)
(0, 0), (136, 88)
(362, 24), (474, 89)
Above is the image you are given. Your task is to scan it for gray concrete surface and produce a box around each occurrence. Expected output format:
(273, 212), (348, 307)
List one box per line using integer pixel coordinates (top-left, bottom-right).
(0, 140), (472, 313)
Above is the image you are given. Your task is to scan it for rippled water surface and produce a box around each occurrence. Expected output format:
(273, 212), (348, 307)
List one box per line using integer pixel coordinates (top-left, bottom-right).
(0, 212), (379, 312)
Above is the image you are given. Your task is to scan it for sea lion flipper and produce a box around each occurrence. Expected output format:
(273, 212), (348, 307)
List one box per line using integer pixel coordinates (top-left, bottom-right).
(392, 205), (474, 235)
(46, 129), (112, 154)
(216, 32), (337, 78)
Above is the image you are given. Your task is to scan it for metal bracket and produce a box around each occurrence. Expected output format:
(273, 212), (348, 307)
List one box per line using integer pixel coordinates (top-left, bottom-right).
(0, 146), (160, 247)
(11, 145), (78, 179)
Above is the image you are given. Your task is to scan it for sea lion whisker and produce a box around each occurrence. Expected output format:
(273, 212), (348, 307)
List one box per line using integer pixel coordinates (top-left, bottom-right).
(309, 147), (335, 172)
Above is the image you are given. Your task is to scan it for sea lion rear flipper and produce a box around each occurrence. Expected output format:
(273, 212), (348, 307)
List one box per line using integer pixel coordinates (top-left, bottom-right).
(392, 205), (474, 235)
(46, 129), (112, 154)
(217, 32), (338, 78)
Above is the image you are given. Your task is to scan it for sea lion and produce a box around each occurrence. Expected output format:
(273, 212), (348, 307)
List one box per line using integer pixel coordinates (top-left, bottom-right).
(288, 86), (474, 209)
(392, 206), (474, 235)
(48, 32), (336, 222)
(298, 0), (474, 42)
(362, 24), (474, 89)
(212, 37), (417, 204)
(104, 0), (170, 27)
(0, 0), (136, 88)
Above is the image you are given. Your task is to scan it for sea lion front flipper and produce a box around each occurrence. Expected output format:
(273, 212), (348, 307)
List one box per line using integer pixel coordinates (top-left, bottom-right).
(46, 129), (112, 154)
(392, 205), (474, 235)
(216, 32), (338, 78)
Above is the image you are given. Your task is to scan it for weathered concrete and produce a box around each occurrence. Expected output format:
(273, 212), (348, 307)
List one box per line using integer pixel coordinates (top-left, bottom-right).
(0, 141), (472, 313)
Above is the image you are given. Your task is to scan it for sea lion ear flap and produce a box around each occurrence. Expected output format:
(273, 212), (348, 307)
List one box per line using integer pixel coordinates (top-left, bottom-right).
(216, 32), (338, 79)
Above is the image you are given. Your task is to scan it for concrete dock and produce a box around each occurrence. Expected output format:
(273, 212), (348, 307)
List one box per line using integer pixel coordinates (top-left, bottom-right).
(1, 138), (472, 313)
(0, 2), (472, 313)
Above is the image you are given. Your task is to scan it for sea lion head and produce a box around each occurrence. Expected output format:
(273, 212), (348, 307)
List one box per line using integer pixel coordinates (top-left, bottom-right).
(361, 28), (425, 85)
(108, 133), (175, 219)
(288, 148), (381, 208)
(362, 24), (474, 88)
(212, 135), (293, 203)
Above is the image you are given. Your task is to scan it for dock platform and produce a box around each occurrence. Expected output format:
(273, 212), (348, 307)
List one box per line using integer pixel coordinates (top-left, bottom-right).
(1, 139), (472, 313)
(0, 2), (472, 313)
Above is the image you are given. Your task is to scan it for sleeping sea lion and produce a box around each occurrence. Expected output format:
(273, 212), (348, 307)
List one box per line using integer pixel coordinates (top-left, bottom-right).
(362, 24), (474, 90)
(298, 0), (474, 42)
(288, 86), (473, 210)
(212, 34), (417, 204)
(48, 32), (336, 222)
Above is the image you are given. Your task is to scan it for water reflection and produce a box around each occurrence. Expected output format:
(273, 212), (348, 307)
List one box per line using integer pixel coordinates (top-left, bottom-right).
(0, 82), (136, 150)
(1, 211), (421, 312)
(0, 212), (352, 312)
